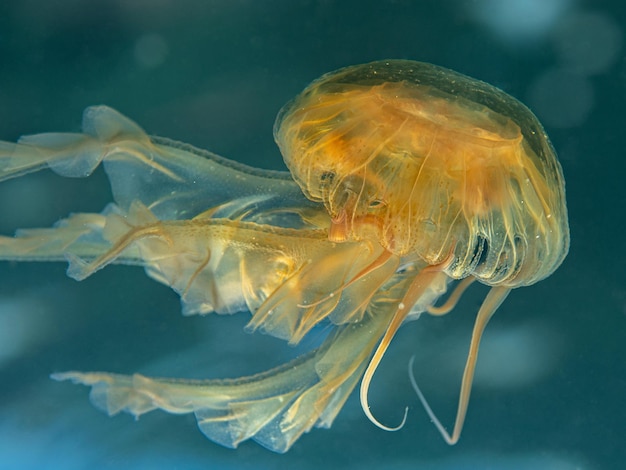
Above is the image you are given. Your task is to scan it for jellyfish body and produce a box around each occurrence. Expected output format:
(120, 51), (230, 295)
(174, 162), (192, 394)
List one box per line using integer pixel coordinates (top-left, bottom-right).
(0, 60), (569, 451)
(275, 60), (569, 286)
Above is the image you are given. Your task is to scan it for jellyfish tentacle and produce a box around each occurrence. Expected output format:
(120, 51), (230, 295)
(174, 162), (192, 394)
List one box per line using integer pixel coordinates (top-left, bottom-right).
(296, 249), (394, 309)
(359, 264), (448, 431)
(409, 285), (510, 445)
(0, 132), (104, 182)
(0, 211), (111, 263)
(247, 242), (400, 344)
(51, 286), (402, 453)
(67, 201), (168, 280)
(426, 276), (475, 316)
(0, 106), (317, 225)
(359, 300), (409, 432)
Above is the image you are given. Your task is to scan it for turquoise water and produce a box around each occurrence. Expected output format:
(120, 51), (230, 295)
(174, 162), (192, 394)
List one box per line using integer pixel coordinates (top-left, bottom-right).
(0, 1), (624, 469)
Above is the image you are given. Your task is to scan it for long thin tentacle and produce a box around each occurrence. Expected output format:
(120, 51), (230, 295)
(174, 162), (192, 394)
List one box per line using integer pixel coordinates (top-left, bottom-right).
(359, 266), (446, 431)
(409, 285), (511, 444)
(426, 276), (475, 316)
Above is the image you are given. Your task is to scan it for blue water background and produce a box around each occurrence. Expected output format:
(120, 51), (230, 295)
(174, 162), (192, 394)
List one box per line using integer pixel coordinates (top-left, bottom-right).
(0, 1), (624, 469)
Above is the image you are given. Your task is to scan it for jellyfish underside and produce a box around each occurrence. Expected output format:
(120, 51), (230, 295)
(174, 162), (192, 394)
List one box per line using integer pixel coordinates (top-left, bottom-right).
(0, 60), (568, 452)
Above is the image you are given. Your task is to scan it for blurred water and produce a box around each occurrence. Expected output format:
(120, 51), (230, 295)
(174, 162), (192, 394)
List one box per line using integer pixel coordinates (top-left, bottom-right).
(1, 1), (624, 469)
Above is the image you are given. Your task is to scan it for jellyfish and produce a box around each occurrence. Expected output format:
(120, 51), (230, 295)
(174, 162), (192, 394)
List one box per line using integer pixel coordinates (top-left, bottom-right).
(0, 60), (568, 452)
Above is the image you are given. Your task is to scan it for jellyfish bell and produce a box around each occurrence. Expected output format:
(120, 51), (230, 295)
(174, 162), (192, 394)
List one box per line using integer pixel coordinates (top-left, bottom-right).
(274, 59), (569, 288)
(275, 59), (569, 444)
